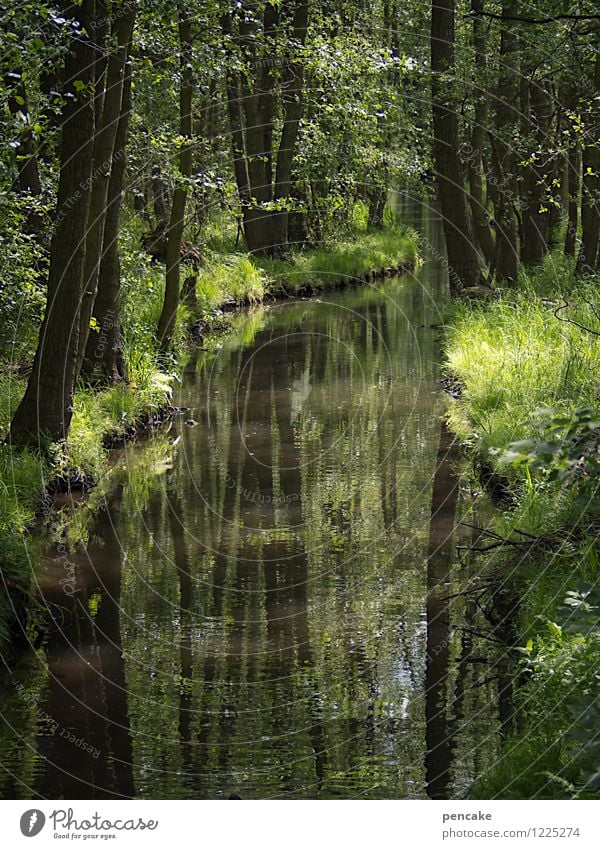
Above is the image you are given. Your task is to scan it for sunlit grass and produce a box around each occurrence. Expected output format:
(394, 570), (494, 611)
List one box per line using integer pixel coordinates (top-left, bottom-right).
(445, 254), (600, 799)
(445, 274), (600, 460)
(191, 222), (419, 308)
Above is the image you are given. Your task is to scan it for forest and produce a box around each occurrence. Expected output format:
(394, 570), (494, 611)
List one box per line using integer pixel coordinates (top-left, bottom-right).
(0, 0), (599, 802)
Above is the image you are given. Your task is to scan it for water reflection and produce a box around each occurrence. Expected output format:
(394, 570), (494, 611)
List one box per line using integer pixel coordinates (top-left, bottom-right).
(0, 204), (502, 799)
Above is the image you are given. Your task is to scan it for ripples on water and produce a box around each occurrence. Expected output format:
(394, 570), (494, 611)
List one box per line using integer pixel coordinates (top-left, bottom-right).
(0, 204), (504, 799)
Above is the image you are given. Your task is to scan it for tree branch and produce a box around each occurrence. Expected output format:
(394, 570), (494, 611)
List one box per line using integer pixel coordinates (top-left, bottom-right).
(466, 11), (600, 25)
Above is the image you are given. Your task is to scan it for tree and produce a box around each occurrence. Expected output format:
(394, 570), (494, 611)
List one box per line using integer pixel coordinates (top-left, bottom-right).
(576, 51), (600, 277)
(490, 0), (520, 283)
(222, 0), (309, 256)
(81, 31), (135, 384)
(156, 5), (194, 351)
(76, 2), (137, 378)
(10, 0), (98, 447)
(430, 0), (481, 292)
(467, 0), (495, 270)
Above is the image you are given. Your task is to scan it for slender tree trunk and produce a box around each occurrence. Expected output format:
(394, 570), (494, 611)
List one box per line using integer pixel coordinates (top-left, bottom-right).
(564, 146), (581, 257)
(9, 0), (97, 448)
(491, 1), (520, 283)
(467, 0), (495, 269)
(431, 0), (481, 293)
(521, 79), (552, 266)
(156, 8), (194, 351)
(76, 4), (137, 379)
(151, 165), (170, 225)
(81, 41), (134, 384)
(576, 53), (600, 276)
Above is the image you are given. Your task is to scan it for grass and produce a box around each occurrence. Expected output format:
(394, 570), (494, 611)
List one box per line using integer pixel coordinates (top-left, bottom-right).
(193, 222), (419, 309)
(443, 252), (600, 799)
(257, 224), (419, 294)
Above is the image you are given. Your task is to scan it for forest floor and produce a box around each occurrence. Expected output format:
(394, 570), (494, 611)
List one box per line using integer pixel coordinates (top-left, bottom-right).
(443, 250), (600, 799)
(0, 220), (419, 656)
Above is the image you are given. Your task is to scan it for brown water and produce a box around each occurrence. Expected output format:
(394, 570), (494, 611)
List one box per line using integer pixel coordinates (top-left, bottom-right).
(0, 203), (503, 799)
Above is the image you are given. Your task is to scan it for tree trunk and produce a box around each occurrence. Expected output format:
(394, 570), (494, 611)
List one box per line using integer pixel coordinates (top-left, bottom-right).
(223, 1), (308, 257)
(156, 9), (194, 352)
(9, 0), (97, 448)
(431, 0), (481, 293)
(576, 53), (600, 276)
(151, 165), (170, 225)
(491, 1), (520, 283)
(271, 0), (309, 252)
(564, 146), (580, 257)
(181, 274), (198, 310)
(521, 79), (552, 266)
(76, 3), (137, 380)
(467, 0), (495, 269)
(81, 40), (134, 384)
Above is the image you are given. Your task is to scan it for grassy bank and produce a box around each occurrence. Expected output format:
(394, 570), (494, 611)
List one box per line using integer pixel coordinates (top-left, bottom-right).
(0, 220), (419, 657)
(443, 252), (600, 799)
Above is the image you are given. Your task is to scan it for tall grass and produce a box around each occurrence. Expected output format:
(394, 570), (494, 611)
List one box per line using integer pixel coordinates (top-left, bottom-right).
(258, 224), (419, 294)
(445, 284), (600, 459)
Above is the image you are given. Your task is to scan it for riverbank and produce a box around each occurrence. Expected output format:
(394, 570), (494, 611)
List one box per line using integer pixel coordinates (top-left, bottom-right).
(443, 251), (600, 799)
(0, 222), (419, 658)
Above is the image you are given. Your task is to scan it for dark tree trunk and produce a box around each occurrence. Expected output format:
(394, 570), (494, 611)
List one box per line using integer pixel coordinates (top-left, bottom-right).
(564, 146), (580, 257)
(271, 0), (309, 251)
(157, 9), (194, 352)
(491, 1), (520, 283)
(431, 0), (481, 293)
(467, 0), (495, 269)
(76, 3), (137, 379)
(81, 41), (134, 384)
(576, 53), (600, 276)
(181, 274), (198, 310)
(521, 80), (553, 266)
(9, 0), (97, 448)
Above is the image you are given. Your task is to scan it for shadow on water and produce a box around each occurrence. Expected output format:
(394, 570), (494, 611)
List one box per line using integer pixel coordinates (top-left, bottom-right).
(0, 197), (505, 799)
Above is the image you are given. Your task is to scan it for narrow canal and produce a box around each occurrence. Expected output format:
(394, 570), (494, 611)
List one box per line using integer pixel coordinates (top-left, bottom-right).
(0, 202), (503, 799)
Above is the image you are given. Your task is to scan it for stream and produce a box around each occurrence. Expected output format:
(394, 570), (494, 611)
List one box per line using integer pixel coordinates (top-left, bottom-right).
(0, 200), (504, 799)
